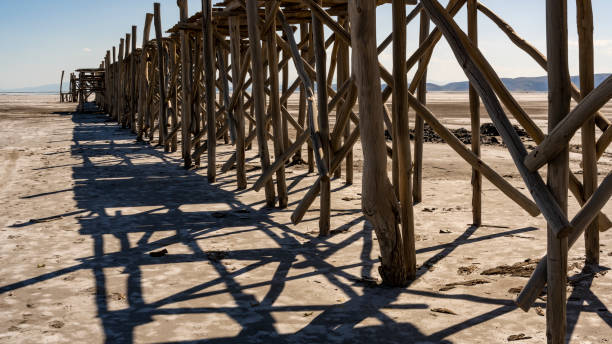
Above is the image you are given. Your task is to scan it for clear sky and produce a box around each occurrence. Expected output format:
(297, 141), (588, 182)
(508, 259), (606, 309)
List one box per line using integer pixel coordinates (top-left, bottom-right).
(2, 0), (612, 89)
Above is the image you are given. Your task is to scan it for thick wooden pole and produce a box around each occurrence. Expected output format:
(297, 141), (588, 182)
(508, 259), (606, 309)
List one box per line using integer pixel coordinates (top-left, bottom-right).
(229, 17), (247, 189)
(413, 11), (429, 204)
(112, 46), (118, 120)
(392, 0), (416, 280)
(117, 39), (124, 123)
(130, 25), (137, 133)
(59, 70), (65, 102)
(266, 2), (288, 208)
(546, 0), (570, 341)
(338, 17), (352, 185)
(202, 0), (216, 182)
(178, 0), (192, 167)
(576, 0), (599, 264)
(281, 33), (290, 153)
(468, 0), (481, 226)
(246, 0), (275, 206)
(138, 13), (153, 141)
(123, 33), (130, 128)
(350, 0), (407, 286)
(312, 0), (330, 235)
(153, 3), (168, 150)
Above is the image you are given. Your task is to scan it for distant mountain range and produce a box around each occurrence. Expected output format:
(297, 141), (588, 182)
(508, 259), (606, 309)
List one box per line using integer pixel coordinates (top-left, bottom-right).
(425, 73), (611, 92)
(0, 84), (66, 93)
(3, 73), (610, 93)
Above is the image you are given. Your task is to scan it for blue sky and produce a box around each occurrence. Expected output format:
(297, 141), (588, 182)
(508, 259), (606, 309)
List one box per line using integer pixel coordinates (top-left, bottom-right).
(2, 1), (612, 89)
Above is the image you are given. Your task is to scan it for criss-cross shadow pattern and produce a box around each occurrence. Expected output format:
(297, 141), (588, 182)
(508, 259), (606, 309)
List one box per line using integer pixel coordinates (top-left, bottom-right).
(3, 109), (608, 343)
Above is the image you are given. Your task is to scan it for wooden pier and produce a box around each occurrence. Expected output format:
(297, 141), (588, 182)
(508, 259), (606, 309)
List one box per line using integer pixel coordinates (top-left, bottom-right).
(76, 0), (611, 341)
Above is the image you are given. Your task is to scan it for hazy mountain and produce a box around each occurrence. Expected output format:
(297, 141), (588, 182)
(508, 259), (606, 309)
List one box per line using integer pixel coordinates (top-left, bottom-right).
(0, 84), (66, 93)
(425, 73), (610, 92)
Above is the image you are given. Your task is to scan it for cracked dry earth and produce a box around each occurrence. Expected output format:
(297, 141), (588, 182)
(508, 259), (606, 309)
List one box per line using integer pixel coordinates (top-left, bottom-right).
(0, 93), (611, 343)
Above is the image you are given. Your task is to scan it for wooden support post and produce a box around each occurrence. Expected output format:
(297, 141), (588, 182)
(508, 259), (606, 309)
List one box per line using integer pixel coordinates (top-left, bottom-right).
(546, 0), (570, 341)
(153, 3), (168, 150)
(112, 46), (117, 119)
(229, 17), (247, 189)
(266, 1), (288, 208)
(117, 39), (124, 123)
(413, 10), (429, 204)
(169, 40), (178, 152)
(59, 70), (65, 102)
(392, 0), (417, 280)
(350, 0), (408, 286)
(138, 13), (153, 141)
(306, 23), (315, 173)
(130, 25), (137, 133)
(577, 0), (599, 263)
(104, 52), (111, 111)
(338, 17), (352, 185)
(468, 0), (481, 226)
(202, 0), (216, 182)
(246, 0), (275, 206)
(312, 0), (331, 235)
(296, 23), (309, 167)
(123, 32), (130, 128)
(281, 33), (290, 153)
(178, 0), (192, 167)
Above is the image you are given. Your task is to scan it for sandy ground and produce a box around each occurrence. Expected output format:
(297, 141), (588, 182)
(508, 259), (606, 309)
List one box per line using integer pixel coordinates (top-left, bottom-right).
(0, 93), (610, 343)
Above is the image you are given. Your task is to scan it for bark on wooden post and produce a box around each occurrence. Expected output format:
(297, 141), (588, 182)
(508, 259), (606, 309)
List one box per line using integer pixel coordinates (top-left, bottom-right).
(178, 0), (192, 167)
(392, 0), (417, 280)
(112, 46), (118, 120)
(546, 0), (570, 341)
(117, 39), (124, 123)
(138, 13), (153, 142)
(202, 0), (216, 182)
(350, 0), (408, 286)
(246, 0), (275, 206)
(265, 2), (288, 208)
(59, 70), (65, 102)
(229, 16), (247, 189)
(338, 16), (352, 185)
(130, 25), (138, 133)
(312, 0), (331, 235)
(296, 23), (308, 166)
(413, 10), (429, 204)
(576, 0), (599, 264)
(468, 0), (481, 226)
(154, 3), (168, 150)
(123, 33), (131, 128)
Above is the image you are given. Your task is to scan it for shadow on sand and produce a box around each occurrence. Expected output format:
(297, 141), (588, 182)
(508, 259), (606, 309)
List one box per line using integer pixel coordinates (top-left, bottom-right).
(3, 108), (608, 343)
